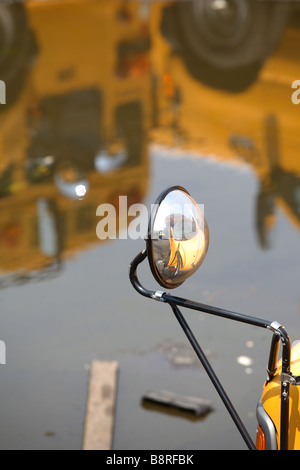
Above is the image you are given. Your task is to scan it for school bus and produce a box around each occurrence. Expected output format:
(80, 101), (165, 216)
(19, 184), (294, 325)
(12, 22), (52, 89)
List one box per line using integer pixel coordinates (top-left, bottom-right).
(1, 0), (300, 281)
(0, 0), (151, 279)
(149, 0), (300, 248)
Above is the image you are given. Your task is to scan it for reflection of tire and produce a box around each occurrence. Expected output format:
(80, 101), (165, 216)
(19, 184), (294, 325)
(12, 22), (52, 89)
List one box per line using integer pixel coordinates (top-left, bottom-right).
(175, 0), (290, 69)
(0, 4), (37, 106)
(180, 51), (262, 93)
(0, 6), (15, 66)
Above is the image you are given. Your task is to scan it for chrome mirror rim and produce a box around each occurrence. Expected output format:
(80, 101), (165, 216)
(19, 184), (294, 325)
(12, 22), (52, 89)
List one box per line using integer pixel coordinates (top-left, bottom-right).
(146, 185), (193, 289)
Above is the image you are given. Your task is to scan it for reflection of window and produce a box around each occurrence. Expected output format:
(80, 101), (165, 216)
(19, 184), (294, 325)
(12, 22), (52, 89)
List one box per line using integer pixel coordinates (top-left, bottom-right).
(172, 216), (196, 241)
(166, 214), (197, 241)
(116, 37), (150, 79)
(26, 88), (102, 175)
(0, 164), (14, 198)
(115, 101), (143, 167)
(37, 199), (58, 257)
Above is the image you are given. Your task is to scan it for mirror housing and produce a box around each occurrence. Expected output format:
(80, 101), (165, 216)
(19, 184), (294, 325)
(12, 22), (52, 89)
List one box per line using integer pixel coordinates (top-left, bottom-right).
(146, 186), (209, 289)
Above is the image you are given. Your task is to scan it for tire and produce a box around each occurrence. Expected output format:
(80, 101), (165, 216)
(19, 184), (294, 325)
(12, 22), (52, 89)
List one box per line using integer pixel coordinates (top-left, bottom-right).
(0, 3), (37, 107)
(175, 0), (290, 69)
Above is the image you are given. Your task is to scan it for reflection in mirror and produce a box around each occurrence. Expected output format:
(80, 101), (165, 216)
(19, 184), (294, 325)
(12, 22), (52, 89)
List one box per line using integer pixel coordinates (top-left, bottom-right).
(148, 187), (209, 289)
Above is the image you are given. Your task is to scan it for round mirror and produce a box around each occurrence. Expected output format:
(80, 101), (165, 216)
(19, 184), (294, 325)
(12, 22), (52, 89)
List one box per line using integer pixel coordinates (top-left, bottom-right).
(147, 186), (209, 289)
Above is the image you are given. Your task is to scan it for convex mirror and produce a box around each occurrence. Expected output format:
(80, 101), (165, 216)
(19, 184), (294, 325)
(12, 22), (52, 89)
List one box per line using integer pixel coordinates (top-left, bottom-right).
(147, 186), (209, 289)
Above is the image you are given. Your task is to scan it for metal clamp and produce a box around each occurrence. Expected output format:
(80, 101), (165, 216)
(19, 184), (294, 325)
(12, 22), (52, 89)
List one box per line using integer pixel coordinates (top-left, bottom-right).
(268, 321), (282, 334)
(266, 366), (278, 377)
(151, 291), (165, 302)
(281, 372), (300, 386)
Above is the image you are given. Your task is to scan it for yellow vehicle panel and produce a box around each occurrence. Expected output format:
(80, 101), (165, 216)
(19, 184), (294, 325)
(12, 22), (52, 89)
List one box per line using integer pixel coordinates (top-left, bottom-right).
(261, 342), (300, 450)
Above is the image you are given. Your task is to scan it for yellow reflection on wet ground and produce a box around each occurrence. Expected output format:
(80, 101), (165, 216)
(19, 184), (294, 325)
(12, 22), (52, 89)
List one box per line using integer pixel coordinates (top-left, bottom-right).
(0, 0), (151, 282)
(1, 0), (300, 282)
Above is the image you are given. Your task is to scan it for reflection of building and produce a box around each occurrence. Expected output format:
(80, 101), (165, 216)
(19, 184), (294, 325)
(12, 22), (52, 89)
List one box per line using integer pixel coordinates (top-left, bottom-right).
(0, 0), (151, 281)
(150, 1), (300, 248)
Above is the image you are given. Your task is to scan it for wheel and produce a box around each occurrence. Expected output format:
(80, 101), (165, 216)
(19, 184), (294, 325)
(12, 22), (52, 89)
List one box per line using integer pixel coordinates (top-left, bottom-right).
(175, 0), (290, 69)
(0, 3), (37, 107)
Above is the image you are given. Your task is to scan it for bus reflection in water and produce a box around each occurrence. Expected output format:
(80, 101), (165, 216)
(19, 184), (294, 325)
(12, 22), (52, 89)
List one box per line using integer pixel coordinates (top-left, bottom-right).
(1, 0), (300, 289)
(0, 0), (151, 287)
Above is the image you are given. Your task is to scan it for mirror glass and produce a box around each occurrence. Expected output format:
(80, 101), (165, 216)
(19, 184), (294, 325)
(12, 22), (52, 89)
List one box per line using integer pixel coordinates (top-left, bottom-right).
(148, 187), (209, 288)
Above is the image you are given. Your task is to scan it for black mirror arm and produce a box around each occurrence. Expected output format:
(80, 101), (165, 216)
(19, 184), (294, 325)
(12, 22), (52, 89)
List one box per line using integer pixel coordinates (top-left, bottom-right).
(130, 249), (272, 328)
(129, 249), (156, 299)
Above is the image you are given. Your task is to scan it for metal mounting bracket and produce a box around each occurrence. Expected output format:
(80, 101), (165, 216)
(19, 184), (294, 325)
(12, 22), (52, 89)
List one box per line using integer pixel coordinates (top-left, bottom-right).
(281, 372), (300, 386)
(151, 291), (165, 302)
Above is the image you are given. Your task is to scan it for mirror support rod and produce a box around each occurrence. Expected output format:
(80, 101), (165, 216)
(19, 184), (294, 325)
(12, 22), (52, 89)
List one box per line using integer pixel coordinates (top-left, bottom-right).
(161, 299), (291, 451)
(170, 302), (256, 450)
(162, 293), (271, 329)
